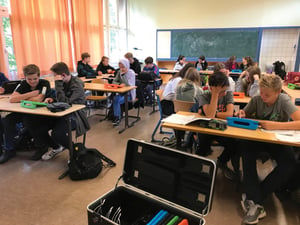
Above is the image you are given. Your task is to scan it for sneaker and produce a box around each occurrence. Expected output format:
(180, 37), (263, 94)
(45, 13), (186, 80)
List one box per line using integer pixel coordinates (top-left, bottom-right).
(112, 118), (121, 126)
(241, 193), (251, 213)
(42, 145), (65, 160)
(242, 200), (266, 224)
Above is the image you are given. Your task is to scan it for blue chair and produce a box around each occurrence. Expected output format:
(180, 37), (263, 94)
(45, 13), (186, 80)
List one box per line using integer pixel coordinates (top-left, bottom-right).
(151, 89), (173, 142)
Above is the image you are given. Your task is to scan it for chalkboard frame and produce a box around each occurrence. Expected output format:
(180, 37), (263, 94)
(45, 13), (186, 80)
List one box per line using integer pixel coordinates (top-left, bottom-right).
(156, 27), (263, 62)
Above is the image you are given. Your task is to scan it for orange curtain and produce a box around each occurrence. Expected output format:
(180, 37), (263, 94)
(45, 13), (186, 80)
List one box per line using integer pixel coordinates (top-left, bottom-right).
(10, 0), (72, 77)
(71, 0), (104, 67)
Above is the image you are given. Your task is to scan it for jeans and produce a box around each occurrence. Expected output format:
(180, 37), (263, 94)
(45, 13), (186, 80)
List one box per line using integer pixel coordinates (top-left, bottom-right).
(113, 94), (132, 119)
(241, 140), (296, 204)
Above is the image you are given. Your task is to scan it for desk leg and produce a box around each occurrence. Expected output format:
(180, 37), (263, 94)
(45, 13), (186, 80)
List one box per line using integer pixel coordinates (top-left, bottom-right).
(149, 81), (158, 115)
(58, 115), (73, 179)
(119, 92), (129, 134)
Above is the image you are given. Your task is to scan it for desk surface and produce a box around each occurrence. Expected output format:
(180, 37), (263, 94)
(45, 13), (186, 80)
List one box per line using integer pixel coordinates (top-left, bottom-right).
(0, 98), (85, 117)
(84, 83), (136, 93)
(162, 111), (300, 147)
(282, 85), (299, 101)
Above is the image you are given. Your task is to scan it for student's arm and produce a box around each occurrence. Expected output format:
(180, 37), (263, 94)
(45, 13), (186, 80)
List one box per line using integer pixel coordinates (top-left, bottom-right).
(202, 87), (220, 118)
(216, 103), (234, 119)
(112, 71), (121, 84)
(260, 110), (300, 130)
(9, 90), (40, 103)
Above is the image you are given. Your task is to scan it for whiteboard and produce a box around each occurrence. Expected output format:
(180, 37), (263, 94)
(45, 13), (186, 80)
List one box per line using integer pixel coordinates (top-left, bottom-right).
(157, 31), (171, 59)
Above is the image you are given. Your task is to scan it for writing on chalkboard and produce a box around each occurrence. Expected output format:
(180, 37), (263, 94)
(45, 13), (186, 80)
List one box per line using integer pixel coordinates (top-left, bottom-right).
(171, 28), (260, 60)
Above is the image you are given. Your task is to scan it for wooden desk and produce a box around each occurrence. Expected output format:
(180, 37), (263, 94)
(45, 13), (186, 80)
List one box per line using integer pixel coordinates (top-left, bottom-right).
(282, 85), (299, 101)
(80, 74), (114, 83)
(0, 98), (86, 165)
(84, 83), (137, 133)
(162, 111), (300, 147)
(233, 96), (251, 104)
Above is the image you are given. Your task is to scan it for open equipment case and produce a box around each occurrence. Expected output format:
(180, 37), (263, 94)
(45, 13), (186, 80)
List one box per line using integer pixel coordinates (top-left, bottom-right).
(87, 139), (217, 225)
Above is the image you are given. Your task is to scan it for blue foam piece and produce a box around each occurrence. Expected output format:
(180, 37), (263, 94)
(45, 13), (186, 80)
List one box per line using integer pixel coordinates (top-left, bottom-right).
(231, 69), (242, 73)
(227, 117), (259, 130)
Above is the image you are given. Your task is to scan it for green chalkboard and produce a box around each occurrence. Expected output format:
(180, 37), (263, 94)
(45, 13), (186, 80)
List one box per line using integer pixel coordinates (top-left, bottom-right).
(171, 29), (260, 60)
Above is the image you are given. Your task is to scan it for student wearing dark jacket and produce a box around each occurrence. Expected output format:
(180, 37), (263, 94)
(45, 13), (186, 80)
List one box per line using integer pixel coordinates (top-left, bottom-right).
(42, 62), (90, 160)
(96, 56), (115, 75)
(77, 52), (96, 77)
(195, 55), (208, 71)
(124, 52), (141, 74)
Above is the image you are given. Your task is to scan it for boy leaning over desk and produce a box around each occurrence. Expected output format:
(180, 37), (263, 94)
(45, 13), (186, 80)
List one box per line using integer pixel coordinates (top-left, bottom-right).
(236, 74), (300, 225)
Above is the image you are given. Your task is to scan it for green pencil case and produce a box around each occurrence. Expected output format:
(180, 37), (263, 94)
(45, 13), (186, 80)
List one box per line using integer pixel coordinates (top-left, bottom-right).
(21, 100), (48, 109)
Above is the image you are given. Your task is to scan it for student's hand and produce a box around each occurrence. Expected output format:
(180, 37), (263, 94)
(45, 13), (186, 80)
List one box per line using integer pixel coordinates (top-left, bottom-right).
(239, 71), (247, 79)
(107, 69), (112, 74)
(44, 98), (54, 104)
(253, 74), (259, 81)
(98, 71), (102, 76)
(0, 87), (4, 94)
(120, 83), (126, 87)
(235, 109), (246, 118)
(210, 86), (225, 96)
(198, 108), (202, 115)
(259, 121), (278, 130)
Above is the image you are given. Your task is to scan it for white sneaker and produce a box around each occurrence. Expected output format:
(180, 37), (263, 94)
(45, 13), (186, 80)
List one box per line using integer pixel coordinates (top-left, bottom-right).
(42, 145), (65, 160)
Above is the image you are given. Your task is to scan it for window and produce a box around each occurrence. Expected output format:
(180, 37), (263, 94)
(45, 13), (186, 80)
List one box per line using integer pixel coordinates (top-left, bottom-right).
(0, 0), (17, 79)
(103, 0), (128, 67)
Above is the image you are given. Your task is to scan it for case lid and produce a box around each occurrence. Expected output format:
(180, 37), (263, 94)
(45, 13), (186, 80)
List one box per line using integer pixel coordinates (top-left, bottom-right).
(122, 139), (217, 217)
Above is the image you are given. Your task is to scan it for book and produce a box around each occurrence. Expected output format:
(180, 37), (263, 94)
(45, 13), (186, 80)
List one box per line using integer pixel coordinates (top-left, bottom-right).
(162, 114), (211, 125)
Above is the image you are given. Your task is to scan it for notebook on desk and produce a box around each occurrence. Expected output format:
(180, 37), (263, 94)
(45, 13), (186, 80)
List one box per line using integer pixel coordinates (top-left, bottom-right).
(1, 80), (21, 94)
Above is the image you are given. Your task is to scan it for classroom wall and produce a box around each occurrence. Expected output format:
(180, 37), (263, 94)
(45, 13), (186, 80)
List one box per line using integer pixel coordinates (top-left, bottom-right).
(127, 0), (300, 70)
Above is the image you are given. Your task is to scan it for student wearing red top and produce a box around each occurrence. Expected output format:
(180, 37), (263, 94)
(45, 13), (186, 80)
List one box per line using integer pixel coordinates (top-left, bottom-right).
(225, 56), (239, 71)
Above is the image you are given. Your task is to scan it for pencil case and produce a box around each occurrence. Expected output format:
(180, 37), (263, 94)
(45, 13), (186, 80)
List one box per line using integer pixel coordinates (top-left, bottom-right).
(104, 83), (123, 89)
(287, 83), (300, 90)
(233, 92), (245, 98)
(227, 117), (259, 130)
(295, 98), (300, 106)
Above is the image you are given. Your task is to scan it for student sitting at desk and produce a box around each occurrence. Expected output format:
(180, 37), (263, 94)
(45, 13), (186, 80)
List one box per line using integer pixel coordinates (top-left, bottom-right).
(77, 52), (96, 77)
(225, 56), (239, 71)
(196, 71), (240, 181)
(124, 52), (141, 74)
(141, 56), (160, 105)
(161, 63), (194, 115)
(0, 64), (60, 163)
(214, 62), (235, 92)
(0, 72), (9, 94)
(111, 59), (136, 126)
(96, 56), (115, 75)
(42, 62), (90, 160)
(236, 66), (261, 97)
(236, 74), (300, 225)
(175, 67), (203, 150)
(173, 54), (186, 71)
(195, 55), (208, 71)
(240, 56), (255, 71)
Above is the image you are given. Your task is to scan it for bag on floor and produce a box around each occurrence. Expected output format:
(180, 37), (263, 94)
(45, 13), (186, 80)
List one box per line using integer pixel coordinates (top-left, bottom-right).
(68, 143), (104, 180)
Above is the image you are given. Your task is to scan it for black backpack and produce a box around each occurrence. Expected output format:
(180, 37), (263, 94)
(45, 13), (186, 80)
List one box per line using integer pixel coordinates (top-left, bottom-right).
(273, 61), (286, 80)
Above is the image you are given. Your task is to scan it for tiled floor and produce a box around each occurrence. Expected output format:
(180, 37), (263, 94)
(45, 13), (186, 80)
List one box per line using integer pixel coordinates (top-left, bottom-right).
(0, 107), (299, 225)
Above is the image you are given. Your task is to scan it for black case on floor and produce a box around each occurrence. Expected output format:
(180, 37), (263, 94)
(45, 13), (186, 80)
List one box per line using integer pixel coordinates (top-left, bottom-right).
(87, 139), (217, 225)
